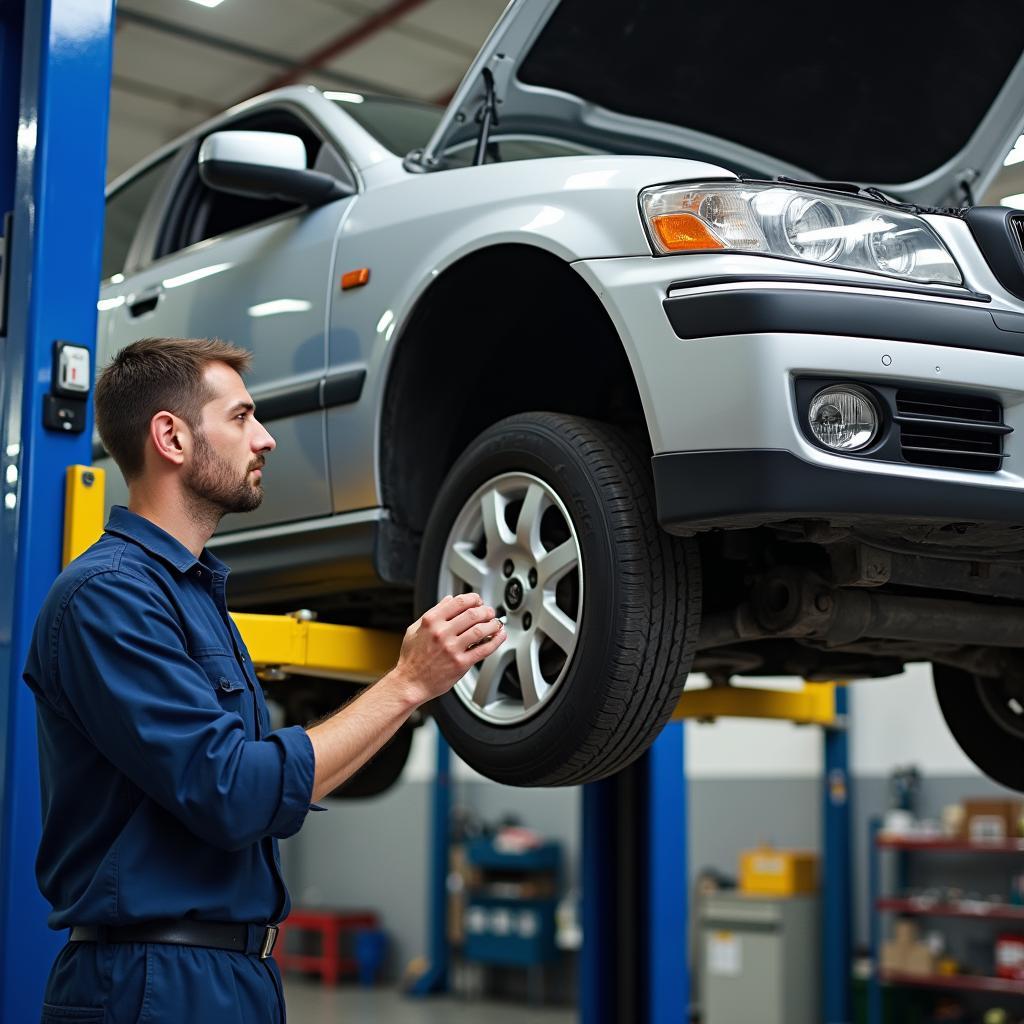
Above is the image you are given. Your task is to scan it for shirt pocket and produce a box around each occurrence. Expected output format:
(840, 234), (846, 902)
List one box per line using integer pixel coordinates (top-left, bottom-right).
(40, 1005), (105, 1022)
(193, 654), (254, 737)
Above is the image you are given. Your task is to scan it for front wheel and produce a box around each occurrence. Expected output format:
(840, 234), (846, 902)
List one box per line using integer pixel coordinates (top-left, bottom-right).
(415, 412), (701, 787)
(933, 663), (1024, 792)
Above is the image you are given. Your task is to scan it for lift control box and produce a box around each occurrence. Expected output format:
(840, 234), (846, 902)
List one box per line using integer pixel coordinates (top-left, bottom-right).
(44, 340), (90, 433)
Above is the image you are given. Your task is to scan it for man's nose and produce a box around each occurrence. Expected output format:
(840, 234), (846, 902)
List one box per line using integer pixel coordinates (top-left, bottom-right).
(253, 419), (276, 453)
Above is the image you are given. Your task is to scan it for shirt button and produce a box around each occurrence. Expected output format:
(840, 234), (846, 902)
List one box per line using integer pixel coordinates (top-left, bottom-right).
(194, 568), (202, 578)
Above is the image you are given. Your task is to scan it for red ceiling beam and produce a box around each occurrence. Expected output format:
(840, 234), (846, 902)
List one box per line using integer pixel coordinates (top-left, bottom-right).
(256, 0), (432, 94)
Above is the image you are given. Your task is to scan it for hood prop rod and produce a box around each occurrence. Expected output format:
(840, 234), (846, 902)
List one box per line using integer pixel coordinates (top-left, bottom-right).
(472, 66), (500, 166)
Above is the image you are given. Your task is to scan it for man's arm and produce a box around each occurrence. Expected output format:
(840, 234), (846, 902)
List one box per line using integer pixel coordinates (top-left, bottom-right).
(307, 593), (504, 802)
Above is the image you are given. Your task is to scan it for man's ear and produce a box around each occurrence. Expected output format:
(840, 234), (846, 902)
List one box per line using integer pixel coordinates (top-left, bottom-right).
(149, 411), (190, 467)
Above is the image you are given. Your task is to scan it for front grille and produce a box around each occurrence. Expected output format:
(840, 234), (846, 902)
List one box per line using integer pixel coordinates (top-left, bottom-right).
(894, 388), (1010, 472)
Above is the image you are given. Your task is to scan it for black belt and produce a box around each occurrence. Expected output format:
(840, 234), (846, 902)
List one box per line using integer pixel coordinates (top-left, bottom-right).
(70, 919), (280, 959)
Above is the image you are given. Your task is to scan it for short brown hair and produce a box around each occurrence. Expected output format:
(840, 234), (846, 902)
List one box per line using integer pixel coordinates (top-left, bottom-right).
(95, 337), (251, 481)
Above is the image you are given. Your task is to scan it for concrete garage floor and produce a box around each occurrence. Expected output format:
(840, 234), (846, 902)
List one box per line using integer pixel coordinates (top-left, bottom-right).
(283, 978), (576, 1023)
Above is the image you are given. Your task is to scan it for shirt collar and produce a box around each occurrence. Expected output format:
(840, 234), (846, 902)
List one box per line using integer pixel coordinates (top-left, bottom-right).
(104, 506), (229, 577)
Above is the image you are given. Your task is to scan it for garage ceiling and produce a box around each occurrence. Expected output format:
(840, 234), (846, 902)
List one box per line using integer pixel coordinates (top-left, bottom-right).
(109, 0), (508, 179)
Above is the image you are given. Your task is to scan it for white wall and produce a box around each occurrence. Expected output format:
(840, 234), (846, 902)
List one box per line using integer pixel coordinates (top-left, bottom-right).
(848, 662), (978, 777)
(684, 674), (824, 780)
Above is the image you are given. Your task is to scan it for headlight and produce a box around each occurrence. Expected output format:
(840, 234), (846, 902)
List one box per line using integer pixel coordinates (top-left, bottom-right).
(640, 182), (962, 286)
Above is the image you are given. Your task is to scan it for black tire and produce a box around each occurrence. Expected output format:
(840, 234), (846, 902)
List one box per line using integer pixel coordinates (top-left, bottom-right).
(328, 722), (414, 799)
(415, 412), (701, 786)
(933, 663), (1024, 792)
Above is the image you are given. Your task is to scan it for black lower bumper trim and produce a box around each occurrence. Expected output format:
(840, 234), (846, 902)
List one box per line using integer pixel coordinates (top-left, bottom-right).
(662, 287), (1024, 356)
(653, 449), (1024, 533)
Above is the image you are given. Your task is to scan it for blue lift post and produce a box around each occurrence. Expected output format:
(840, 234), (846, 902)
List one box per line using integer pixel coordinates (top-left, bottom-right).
(581, 686), (851, 1023)
(0, 1), (115, 1018)
(580, 722), (688, 1024)
(824, 684), (853, 1024)
(410, 728), (453, 995)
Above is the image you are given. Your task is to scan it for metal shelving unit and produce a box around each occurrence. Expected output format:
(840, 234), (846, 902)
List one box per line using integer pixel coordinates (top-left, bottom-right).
(868, 819), (1024, 1023)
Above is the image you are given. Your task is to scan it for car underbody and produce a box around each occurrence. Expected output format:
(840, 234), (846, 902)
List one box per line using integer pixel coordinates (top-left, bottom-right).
(693, 518), (1024, 685)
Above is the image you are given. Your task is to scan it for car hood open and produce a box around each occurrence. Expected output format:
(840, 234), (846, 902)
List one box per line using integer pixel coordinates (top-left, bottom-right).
(415, 0), (1024, 207)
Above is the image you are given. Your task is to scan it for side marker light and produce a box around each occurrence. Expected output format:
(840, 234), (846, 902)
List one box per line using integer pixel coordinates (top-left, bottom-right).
(341, 268), (370, 290)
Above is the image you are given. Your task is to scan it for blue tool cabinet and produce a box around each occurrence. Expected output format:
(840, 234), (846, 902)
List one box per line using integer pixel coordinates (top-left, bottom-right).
(461, 838), (562, 968)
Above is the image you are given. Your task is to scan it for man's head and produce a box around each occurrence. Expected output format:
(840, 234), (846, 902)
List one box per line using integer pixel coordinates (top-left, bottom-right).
(95, 337), (275, 518)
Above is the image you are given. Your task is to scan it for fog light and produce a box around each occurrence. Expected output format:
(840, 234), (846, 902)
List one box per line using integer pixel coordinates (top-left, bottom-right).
(808, 387), (879, 451)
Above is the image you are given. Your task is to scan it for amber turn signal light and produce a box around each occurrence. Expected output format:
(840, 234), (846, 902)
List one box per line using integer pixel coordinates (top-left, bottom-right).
(651, 213), (725, 252)
(341, 268), (370, 290)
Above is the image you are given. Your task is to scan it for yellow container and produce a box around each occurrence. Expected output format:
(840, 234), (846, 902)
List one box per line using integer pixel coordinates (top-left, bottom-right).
(739, 847), (818, 896)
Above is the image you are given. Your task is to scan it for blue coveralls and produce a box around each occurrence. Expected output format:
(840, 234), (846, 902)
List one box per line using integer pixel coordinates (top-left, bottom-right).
(22, 507), (320, 1023)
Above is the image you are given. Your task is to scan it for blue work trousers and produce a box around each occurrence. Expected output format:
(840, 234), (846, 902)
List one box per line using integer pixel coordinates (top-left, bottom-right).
(39, 940), (286, 1023)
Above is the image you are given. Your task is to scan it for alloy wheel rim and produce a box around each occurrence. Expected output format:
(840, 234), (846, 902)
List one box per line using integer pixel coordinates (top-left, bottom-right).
(438, 471), (584, 725)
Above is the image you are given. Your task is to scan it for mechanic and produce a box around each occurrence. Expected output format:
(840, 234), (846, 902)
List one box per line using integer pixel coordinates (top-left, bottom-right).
(23, 336), (506, 1024)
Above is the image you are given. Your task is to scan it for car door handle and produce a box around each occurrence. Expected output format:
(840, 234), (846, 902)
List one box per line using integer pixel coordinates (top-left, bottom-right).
(127, 288), (160, 317)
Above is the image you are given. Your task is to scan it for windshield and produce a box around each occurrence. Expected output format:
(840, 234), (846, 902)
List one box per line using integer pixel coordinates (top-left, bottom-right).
(326, 92), (443, 156)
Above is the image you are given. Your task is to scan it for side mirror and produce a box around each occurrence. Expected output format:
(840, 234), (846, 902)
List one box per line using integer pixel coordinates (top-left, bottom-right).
(198, 130), (350, 207)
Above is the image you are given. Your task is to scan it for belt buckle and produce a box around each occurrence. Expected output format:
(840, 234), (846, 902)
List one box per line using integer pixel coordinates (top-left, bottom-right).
(259, 925), (279, 959)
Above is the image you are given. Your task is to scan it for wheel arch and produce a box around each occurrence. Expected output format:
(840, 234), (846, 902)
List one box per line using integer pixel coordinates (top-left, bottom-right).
(377, 243), (649, 584)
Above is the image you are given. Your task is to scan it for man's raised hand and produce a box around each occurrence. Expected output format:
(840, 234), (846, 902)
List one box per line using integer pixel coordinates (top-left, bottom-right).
(391, 593), (506, 707)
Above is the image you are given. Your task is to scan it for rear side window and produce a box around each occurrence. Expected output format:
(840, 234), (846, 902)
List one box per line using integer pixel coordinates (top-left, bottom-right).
(102, 156), (173, 281)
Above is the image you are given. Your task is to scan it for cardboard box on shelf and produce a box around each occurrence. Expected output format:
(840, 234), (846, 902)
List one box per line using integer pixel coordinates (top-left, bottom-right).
(882, 919), (935, 976)
(963, 799), (1023, 843)
(902, 944), (937, 976)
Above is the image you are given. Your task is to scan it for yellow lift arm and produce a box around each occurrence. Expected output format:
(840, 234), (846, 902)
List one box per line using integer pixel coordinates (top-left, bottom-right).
(671, 680), (840, 728)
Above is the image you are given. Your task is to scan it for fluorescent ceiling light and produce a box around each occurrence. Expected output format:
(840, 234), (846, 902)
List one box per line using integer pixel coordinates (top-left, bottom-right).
(248, 298), (312, 318)
(324, 91), (364, 103)
(186, 0), (226, 7)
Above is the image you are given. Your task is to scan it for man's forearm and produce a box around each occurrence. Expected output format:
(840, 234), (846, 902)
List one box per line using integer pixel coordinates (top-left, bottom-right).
(306, 670), (421, 803)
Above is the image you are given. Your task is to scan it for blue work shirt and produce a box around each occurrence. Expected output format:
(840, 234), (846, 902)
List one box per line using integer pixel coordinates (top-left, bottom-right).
(23, 506), (318, 932)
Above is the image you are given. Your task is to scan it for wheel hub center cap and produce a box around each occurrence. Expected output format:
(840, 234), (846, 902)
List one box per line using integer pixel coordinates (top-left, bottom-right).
(504, 577), (525, 611)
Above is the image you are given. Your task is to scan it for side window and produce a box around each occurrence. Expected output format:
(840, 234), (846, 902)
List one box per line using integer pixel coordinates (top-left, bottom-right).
(155, 109), (346, 260)
(102, 156), (174, 281)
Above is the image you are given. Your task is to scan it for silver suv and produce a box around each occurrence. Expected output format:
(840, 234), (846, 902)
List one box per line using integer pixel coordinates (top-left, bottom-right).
(98, 0), (1024, 792)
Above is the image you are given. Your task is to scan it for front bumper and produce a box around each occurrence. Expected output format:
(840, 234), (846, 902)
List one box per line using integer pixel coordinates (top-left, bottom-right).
(571, 256), (1024, 532)
(653, 449), (1024, 535)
